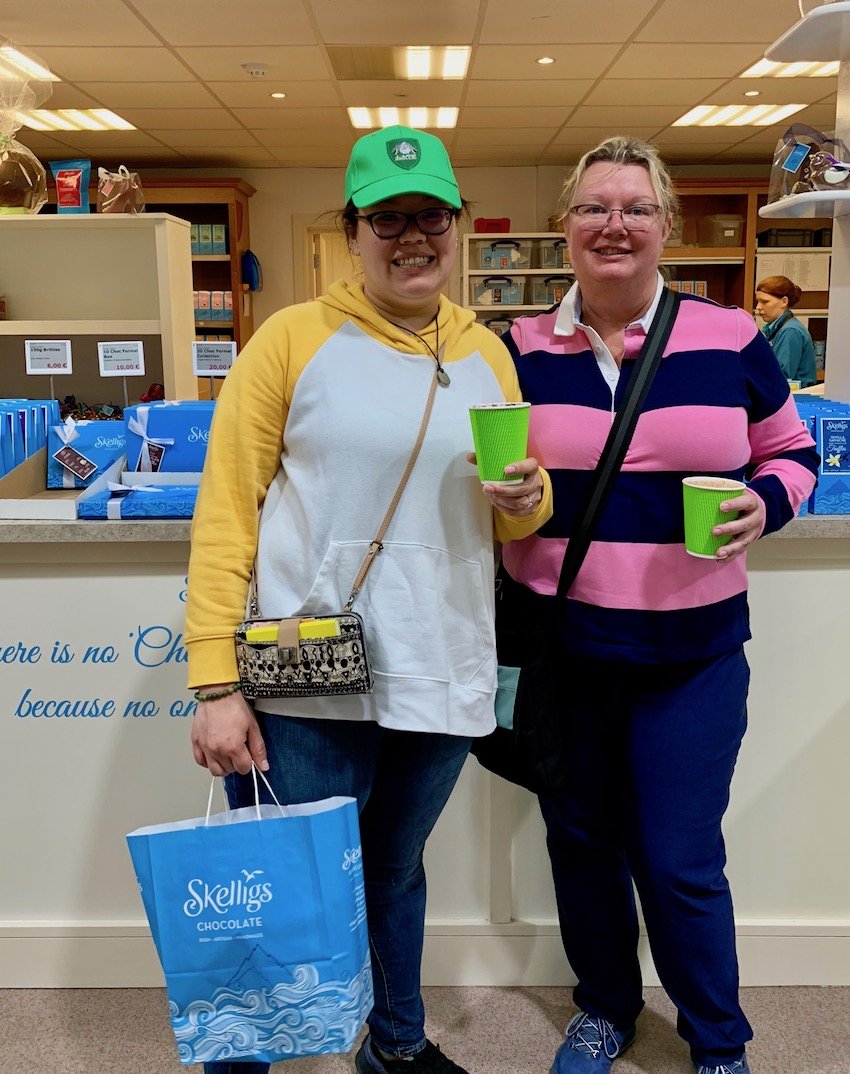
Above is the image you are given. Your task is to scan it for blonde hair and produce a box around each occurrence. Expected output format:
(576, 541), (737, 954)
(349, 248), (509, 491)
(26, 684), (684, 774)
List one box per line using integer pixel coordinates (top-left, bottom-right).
(555, 136), (680, 224)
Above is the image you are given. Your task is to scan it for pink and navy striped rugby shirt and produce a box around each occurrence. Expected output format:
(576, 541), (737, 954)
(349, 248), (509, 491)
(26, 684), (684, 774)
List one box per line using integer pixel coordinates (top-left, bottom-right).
(502, 286), (819, 664)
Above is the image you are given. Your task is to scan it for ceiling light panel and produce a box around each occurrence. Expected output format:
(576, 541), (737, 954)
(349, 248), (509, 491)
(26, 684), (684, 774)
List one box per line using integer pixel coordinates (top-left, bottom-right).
(17, 109), (136, 132)
(346, 107), (458, 129)
(0, 46), (59, 81)
(673, 103), (806, 127)
(742, 58), (839, 78)
(404, 46), (470, 80)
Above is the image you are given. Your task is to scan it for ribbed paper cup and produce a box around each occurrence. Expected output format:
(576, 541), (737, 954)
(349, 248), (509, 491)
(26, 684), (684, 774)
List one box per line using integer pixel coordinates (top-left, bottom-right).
(682, 476), (746, 559)
(469, 403), (530, 484)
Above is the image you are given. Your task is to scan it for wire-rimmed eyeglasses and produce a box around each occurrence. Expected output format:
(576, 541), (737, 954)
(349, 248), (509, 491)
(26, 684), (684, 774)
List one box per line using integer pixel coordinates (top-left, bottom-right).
(569, 203), (663, 232)
(354, 207), (459, 239)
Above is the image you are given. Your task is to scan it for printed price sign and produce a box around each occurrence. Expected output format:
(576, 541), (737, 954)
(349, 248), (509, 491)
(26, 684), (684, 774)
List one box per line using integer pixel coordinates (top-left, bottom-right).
(192, 340), (236, 376)
(97, 341), (145, 378)
(25, 339), (73, 375)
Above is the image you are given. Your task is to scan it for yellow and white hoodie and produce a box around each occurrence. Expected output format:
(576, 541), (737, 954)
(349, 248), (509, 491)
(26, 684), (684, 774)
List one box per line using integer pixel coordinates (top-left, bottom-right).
(185, 279), (552, 736)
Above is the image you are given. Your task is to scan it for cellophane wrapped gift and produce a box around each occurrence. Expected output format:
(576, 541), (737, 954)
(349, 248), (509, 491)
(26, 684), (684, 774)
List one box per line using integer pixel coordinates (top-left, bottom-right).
(767, 123), (850, 205)
(97, 165), (145, 214)
(0, 53), (52, 215)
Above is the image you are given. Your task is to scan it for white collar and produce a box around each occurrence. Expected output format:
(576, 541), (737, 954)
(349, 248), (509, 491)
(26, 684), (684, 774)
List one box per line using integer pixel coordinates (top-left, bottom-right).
(553, 272), (666, 337)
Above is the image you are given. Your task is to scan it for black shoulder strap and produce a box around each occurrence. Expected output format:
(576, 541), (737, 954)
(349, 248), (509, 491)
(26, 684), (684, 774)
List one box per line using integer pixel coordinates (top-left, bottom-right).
(555, 287), (680, 602)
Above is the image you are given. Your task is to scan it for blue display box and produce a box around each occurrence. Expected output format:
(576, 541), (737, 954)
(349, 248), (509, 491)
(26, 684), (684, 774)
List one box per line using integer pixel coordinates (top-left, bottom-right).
(47, 419), (126, 489)
(124, 401), (215, 473)
(78, 484), (199, 519)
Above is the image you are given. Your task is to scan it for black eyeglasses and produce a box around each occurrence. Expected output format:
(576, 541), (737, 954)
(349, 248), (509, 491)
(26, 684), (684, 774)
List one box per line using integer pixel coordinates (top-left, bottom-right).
(354, 207), (458, 239)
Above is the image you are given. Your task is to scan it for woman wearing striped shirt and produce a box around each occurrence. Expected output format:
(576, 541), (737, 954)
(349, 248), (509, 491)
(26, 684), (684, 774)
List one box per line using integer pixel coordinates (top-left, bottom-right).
(502, 137), (818, 1074)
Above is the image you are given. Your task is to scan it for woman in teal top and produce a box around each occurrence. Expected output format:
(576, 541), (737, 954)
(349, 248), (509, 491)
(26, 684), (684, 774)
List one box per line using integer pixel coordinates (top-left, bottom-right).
(755, 274), (818, 388)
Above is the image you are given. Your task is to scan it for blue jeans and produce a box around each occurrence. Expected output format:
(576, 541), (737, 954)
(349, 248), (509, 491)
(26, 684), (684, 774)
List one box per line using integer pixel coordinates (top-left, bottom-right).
(203, 712), (471, 1074)
(538, 648), (752, 1069)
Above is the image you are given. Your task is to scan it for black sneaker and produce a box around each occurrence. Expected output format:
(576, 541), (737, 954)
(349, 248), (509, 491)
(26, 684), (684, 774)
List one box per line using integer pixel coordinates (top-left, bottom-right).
(355, 1035), (470, 1074)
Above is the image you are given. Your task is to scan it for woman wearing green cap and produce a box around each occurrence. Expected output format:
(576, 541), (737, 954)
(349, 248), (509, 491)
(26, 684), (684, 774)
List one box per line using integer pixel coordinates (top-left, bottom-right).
(185, 125), (551, 1074)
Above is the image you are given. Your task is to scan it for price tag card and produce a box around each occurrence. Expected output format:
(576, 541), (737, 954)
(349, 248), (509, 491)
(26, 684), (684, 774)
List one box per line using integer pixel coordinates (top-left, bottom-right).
(97, 340), (145, 378)
(192, 340), (236, 376)
(25, 339), (73, 375)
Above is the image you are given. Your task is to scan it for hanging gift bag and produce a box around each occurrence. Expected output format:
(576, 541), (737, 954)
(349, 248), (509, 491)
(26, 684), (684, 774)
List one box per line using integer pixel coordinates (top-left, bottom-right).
(126, 771), (373, 1066)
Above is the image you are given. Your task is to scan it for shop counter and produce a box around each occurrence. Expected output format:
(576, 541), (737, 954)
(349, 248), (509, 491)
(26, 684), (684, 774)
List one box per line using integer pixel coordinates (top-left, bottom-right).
(1, 517), (848, 990)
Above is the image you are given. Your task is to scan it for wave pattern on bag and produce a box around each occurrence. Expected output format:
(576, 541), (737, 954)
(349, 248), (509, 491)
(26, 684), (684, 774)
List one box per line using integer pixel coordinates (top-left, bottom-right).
(172, 953), (374, 1064)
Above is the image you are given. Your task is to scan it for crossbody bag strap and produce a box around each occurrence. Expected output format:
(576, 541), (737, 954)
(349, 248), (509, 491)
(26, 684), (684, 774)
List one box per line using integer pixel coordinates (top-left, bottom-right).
(248, 359), (443, 618)
(555, 287), (680, 603)
(344, 351), (443, 610)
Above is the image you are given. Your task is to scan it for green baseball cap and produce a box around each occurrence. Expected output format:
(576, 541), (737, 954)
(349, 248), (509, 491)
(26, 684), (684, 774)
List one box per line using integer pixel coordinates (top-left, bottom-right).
(345, 125), (462, 209)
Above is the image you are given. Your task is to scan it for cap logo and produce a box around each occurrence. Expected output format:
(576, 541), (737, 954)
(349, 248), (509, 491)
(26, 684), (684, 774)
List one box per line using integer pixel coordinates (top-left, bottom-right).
(387, 138), (420, 170)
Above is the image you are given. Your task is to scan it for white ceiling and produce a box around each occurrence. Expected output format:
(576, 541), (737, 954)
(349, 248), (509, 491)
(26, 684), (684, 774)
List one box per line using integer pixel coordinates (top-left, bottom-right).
(2, 0), (839, 172)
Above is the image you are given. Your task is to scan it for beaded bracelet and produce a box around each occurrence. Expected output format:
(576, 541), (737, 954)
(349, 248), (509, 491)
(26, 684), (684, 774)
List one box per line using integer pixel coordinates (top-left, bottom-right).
(193, 682), (241, 703)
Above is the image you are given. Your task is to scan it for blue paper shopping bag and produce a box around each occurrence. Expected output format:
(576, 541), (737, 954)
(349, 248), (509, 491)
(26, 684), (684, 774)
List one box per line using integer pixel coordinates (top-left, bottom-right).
(127, 785), (373, 1065)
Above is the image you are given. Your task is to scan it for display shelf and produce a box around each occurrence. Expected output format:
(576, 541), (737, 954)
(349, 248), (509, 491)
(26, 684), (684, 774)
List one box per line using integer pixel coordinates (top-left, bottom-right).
(0, 320), (161, 335)
(765, 1), (850, 62)
(0, 213), (196, 402)
(759, 192), (850, 220)
(759, 2), (850, 401)
(143, 179), (255, 353)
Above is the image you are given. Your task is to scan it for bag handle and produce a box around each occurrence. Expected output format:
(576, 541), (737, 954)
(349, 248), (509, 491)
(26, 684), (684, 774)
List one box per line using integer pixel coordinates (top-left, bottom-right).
(204, 764), (284, 824)
(555, 287), (680, 602)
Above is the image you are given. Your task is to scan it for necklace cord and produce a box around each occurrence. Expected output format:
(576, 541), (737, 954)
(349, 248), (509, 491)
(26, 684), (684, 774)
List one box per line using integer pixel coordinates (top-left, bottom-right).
(386, 313), (447, 379)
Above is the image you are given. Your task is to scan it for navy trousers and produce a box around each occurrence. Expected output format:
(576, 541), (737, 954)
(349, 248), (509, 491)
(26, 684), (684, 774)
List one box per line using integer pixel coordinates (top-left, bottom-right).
(538, 647), (753, 1068)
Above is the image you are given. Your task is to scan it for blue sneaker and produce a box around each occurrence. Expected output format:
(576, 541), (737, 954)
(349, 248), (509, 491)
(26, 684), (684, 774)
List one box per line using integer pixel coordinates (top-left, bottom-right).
(694, 1059), (750, 1074)
(551, 1012), (636, 1073)
(355, 1035), (469, 1074)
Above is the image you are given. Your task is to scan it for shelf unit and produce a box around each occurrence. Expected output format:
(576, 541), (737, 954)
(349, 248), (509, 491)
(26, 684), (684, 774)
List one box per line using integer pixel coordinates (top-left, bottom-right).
(463, 180), (780, 333)
(0, 214), (197, 403)
(142, 178), (256, 354)
(759, 0), (850, 402)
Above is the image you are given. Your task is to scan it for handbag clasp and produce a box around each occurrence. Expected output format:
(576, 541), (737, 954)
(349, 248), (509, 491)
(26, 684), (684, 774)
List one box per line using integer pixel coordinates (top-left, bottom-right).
(277, 618), (301, 665)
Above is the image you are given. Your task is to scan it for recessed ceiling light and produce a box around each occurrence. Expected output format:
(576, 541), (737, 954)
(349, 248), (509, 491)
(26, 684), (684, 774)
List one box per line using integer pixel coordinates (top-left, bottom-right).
(270, 92), (286, 99)
(15, 108), (135, 131)
(536, 56), (555, 65)
(742, 58), (838, 78)
(744, 90), (760, 97)
(403, 46), (470, 80)
(347, 106), (458, 129)
(0, 46), (59, 81)
(673, 102), (806, 126)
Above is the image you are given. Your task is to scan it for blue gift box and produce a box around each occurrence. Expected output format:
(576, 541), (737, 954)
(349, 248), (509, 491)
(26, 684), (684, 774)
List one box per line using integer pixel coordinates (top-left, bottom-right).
(124, 401), (215, 473)
(47, 418), (126, 489)
(0, 399), (46, 471)
(78, 484), (199, 519)
(812, 411), (850, 514)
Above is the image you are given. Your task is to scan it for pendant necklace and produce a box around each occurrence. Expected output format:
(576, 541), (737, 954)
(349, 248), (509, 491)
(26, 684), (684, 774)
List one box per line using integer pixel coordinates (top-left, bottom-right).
(389, 313), (451, 387)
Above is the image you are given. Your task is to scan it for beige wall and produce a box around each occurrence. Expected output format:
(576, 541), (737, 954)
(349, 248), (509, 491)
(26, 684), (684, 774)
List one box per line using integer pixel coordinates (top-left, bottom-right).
(157, 161), (769, 334)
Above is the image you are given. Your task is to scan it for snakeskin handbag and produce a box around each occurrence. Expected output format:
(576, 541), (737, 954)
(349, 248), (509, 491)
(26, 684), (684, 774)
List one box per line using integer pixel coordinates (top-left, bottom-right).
(235, 361), (442, 701)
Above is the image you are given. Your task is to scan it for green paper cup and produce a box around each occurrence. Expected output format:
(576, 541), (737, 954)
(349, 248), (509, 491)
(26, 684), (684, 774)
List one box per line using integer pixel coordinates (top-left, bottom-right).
(682, 476), (746, 559)
(469, 403), (530, 484)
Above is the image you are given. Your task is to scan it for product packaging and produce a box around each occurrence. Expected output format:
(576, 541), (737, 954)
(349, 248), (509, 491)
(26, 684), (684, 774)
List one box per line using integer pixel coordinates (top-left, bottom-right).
(49, 159), (91, 214)
(767, 123), (850, 205)
(0, 46), (52, 215)
(78, 483), (199, 520)
(123, 400), (215, 473)
(96, 165), (145, 214)
(47, 417), (126, 489)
